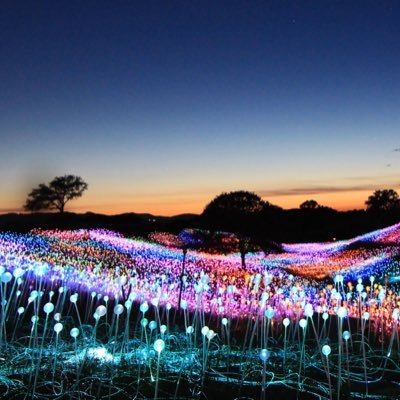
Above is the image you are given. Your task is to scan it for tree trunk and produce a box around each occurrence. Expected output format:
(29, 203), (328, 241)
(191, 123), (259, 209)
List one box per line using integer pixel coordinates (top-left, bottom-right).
(241, 251), (246, 270)
(178, 248), (187, 310)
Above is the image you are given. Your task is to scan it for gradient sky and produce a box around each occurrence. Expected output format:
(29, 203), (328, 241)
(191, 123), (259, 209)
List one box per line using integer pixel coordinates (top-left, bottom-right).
(1, 1), (399, 215)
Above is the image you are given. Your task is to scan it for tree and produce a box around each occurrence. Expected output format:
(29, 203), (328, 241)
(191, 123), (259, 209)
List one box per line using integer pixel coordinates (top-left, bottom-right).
(202, 191), (268, 269)
(365, 189), (400, 212)
(24, 175), (88, 213)
(300, 199), (320, 209)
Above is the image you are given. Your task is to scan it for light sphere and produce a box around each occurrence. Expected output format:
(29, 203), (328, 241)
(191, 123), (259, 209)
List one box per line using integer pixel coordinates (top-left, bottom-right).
(265, 307), (274, 319)
(70, 294), (78, 303)
(1, 272), (12, 283)
(186, 326), (194, 334)
(343, 331), (351, 341)
(70, 327), (79, 338)
(322, 345), (331, 356)
(17, 306), (24, 315)
(259, 349), (270, 362)
(43, 302), (54, 314)
(114, 304), (124, 315)
(283, 318), (290, 327)
(337, 307), (347, 319)
(54, 322), (63, 334)
(201, 326), (209, 336)
(299, 319), (307, 329)
(154, 339), (165, 353)
(95, 305), (107, 317)
(149, 320), (157, 331)
(140, 302), (149, 313)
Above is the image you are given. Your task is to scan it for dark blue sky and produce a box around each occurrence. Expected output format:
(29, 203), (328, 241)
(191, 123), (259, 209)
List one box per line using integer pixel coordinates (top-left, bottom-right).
(1, 1), (399, 214)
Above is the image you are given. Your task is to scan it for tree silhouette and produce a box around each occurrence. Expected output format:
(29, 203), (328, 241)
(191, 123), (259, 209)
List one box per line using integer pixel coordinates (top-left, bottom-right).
(365, 189), (400, 212)
(202, 191), (268, 269)
(300, 199), (320, 209)
(24, 175), (88, 213)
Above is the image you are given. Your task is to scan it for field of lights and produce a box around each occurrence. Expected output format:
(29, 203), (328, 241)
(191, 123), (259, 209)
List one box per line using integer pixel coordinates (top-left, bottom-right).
(1, 223), (400, 399)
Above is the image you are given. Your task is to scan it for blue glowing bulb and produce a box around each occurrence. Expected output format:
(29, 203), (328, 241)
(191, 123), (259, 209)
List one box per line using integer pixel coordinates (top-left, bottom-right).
(149, 320), (157, 331)
(259, 349), (270, 362)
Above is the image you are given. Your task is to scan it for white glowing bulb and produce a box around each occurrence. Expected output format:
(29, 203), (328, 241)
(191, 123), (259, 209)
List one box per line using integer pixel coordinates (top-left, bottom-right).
(70, 327), (79, 338)
(154, 339), (165, 353)
(322, 345), (331, 356)
(43, 302), (54, 314)
(54, 322), (63, 334)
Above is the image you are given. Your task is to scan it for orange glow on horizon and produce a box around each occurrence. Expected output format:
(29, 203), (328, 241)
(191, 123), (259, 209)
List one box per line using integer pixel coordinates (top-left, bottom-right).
(3, 187), (398, 216)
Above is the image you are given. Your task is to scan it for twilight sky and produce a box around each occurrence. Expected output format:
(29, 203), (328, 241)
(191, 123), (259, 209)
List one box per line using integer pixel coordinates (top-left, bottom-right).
(1, 1), (399, 215)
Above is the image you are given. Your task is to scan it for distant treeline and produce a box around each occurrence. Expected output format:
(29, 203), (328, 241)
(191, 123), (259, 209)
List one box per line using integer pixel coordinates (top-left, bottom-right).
(0, 207), (399, 244)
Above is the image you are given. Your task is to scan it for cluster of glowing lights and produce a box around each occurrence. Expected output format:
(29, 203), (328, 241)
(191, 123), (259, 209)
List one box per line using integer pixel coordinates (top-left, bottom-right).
(0, 224), (400, 398)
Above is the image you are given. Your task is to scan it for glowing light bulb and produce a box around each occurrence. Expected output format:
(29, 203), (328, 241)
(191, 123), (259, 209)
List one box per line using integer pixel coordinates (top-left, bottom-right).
(154, 339), (165, 353)
(265, 307), (274, 319)
(337, 307), (347, 319)
(70, 293), (78, 303)
(113, 304), (124, 315)
(201, 326), (209, 336)
(186, 326), (194, 334)
(343, 331), (350, 341)
(43, 302), (54, 314)
(140, 302), (149, 314)
(54, 322), (63, 334)
(70, 327), (79, 338)
(322, 345), (331, 356)
(283, 318), (290, 327)
(149, 320), (157, 331)
(95, 305), (107, 318)
(259, 349), (270, 362)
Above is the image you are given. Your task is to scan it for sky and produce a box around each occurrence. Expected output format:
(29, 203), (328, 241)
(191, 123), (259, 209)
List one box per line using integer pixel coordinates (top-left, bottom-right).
(1, 1), (399, 215)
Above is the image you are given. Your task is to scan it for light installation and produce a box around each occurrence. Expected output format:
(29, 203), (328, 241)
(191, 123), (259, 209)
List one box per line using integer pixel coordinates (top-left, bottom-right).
(0, 223), (399, 398)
